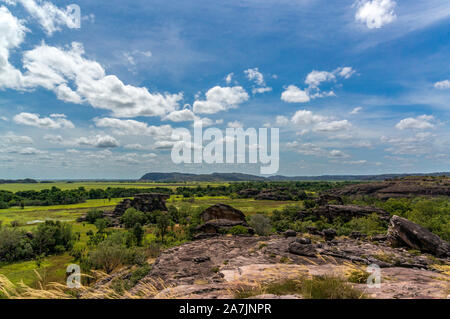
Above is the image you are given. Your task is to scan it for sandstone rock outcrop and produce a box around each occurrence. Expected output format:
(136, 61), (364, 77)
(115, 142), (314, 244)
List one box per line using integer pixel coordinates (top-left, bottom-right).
(113, 193), (169, 217)
(194, 204), (254, 238)
(328, 176), (450, 199)
(128, 235), (449, 299)
(387, 215), (450, 257)
(298, 204), (390, 222)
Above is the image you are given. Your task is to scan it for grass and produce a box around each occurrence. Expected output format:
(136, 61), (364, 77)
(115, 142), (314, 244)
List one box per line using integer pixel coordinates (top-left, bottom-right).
(171, 197), (297, 215)
(234, 275), (366, 299)
(0, 254), (73, 287)
(0, 198), (126, 226)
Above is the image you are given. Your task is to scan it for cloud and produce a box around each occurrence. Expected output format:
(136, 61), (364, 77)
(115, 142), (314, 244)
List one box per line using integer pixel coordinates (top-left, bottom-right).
(244, 68), (265, 86)
(164, 109), (196, 122)
(344, 160), (368, 165)
(8, 146), (46, 155)
(275, 115), (290, 126)
(21, 42), (183, 117)
(281, 85), (310, 103)
(73, 135), (120, 148)
(13, 112), (74, 129)
(252, 87), (272, 94)
(305, 70), (336, 87)
(434, 80), (450, 89)
(314, 120), (352, 132)
(382, 132), (435, 155)
(244, 68), (272, 94)
(193, 86), (249, 114)
(94, 117), (173, 138)
(123, 144), (154, 151)
(0, 6), (28, 90)
(355, 0), (397, 29)
(1, 132), (33, 144)
(0, 15), (182, 119)
(5, 0), (80, 35)
(43, 134), (63, 143)
(291, 110), (327, 125)
(225, 73), (233, 84)
(336, 67), (356, 79)
(350, 106), (363, 114)
(282, 67), (355, 103)
(395, 115), (435, 130)
(329, 149), (350, 158)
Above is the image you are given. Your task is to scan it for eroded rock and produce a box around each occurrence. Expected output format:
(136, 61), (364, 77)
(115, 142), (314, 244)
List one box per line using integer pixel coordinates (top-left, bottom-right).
(387, 215), (450, 257)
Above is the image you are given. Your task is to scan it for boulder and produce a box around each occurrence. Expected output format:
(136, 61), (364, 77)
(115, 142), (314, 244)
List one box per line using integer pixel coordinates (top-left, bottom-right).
(295, 237), (311, 245)
(283, 230), (297, 238)
(323, 229), (337, 241)
(315, 194), (344, 206)
(349, 231), (366, 239)
(200, 204), (246, 223)
(195, 204), (254, 238)
(113, 193), (169, 217)
(288, 242), (317, 257)
(387, 215), (450, 257)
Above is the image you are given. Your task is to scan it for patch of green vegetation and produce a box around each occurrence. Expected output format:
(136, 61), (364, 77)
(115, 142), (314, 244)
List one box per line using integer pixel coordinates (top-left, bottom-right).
(234, 276), (365, 299)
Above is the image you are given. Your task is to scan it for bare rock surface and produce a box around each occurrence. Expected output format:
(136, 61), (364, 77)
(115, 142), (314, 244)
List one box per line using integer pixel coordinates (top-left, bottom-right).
(328, 176), (450, 199)
(298, 205), (390, 222)
(387, 215), (450, 257)
(113, 193), (169, 217)
(130, 235), (449, 299)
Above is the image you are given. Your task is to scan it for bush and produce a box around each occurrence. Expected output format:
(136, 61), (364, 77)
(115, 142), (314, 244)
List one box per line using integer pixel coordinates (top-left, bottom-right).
(0, 228), (34, 262)
(301, 275), (365, 299)
(248, 214), (272, 236)
(88, 233), (149, 273)
(85, 209), (104, 224)
(120, 208), (147, 229)
(89, 241), (130, 273)
(32, 221), (74, 256)
(228, 225), (249, 235)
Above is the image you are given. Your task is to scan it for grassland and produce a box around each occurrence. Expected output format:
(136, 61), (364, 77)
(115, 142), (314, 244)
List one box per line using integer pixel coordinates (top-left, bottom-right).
(0, 182), (299, 287)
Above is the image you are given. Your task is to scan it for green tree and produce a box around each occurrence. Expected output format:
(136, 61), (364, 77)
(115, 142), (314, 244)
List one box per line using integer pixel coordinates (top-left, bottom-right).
(155, 212), (171, 242)
(133, 223), (144, 246)
(120, 208), (147, 228)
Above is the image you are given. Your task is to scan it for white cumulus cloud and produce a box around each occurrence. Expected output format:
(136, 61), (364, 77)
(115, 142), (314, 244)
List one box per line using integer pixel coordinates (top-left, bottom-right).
(355, 0), (397, 29)
(13, 112), (74, 129)
(395, 115), (435, 130)
(193, 86), (249, 114)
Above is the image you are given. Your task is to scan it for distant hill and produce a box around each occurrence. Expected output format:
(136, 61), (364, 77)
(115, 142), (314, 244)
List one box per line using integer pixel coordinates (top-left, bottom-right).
(139, 172), (450, 182)
(140, 172), (266, 182)
(0, 179), (38, 184)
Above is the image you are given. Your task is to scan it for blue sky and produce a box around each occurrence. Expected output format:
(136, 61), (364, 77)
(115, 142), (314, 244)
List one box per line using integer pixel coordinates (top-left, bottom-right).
(0, 0), (449, 179)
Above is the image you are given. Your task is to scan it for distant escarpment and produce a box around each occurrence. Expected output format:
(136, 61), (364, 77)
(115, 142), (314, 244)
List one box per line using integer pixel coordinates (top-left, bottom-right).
(328, 176), (450, 199)
(139, 172), (450, 182)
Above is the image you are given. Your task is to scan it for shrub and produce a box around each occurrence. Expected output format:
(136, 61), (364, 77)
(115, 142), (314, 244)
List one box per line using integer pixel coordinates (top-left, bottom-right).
(0, 228), (34, 262)
(301, 275), (365, 299)
(248, 214), (272, 236)
(32, 221), (74, 256)
(94, 218), (110, 232)
(85, 209), (104, 224)
(88, 241), (129, 273)
(120, 208), (147, 229)
(88, 234), (150, 273)
(228, 225), (249, 235)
